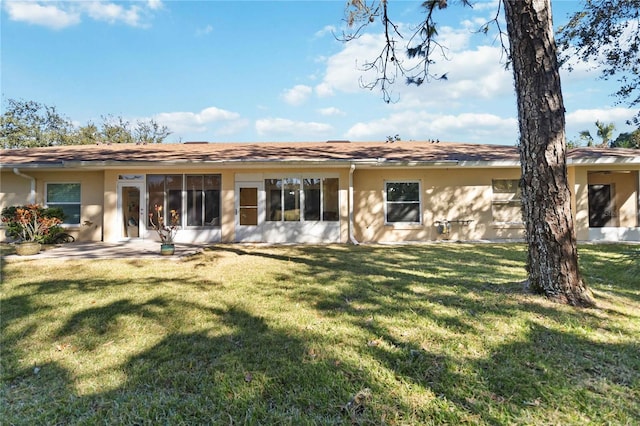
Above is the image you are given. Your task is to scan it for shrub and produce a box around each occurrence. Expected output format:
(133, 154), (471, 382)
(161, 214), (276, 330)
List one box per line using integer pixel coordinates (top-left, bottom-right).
(1, 204), (64, 243)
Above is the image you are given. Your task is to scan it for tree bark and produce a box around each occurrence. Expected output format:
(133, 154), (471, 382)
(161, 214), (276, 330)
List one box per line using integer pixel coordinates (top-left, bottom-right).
(503, 0), (595, 307)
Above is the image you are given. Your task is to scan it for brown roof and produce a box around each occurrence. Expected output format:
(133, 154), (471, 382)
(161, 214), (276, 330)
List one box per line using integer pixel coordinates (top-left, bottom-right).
(0, 141), (637, 169)
(0, 141), (518, 167)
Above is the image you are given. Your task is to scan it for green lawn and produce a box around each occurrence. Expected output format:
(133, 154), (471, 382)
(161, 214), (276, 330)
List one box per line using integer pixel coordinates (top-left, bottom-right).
(1, 244), (638, 425)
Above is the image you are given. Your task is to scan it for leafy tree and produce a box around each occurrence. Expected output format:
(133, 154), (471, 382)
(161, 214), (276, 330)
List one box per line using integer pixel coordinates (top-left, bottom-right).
(75, 122), (101, 145)
(0, 99), (75, 148)
(612, 129), (640, 149)
(557, 0), (640, 125)
(595, 120), (616, 147)
(578, 120), (616, 147)
(1, 99), (172, 147)
(134, 118), (172, 145)
(578, 130), (595, 147)
(99, 114), (135, 144)
(344, 0), (596, 306)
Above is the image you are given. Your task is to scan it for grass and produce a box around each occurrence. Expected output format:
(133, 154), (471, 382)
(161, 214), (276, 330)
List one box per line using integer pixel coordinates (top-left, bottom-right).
(1, 243), (639, 425)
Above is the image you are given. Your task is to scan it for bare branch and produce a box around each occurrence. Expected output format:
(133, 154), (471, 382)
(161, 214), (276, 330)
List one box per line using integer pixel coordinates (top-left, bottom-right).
(342, 0), (474, 103)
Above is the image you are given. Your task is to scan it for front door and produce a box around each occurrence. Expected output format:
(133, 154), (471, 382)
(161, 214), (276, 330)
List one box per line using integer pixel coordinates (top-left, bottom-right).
(118, 182), (145, 239)
(588, 184), (614, 227)
(235, 181), (264, 242)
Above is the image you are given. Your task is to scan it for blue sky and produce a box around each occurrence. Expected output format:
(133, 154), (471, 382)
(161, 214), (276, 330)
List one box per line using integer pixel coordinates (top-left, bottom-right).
(2, 0), (637, 145)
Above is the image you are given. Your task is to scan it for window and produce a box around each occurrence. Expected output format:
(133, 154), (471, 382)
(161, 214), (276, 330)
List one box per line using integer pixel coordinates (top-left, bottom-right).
(147, 174), (221, 227)
(147, 175), (182, 227)
(46, 183), (81, 224)
(304, 178), (321, 220)
(385, 181), (421, 223)
(186, 175), (221, 226)
(283, 178), (301, 221)
(266, 176), (339, 222)
(491, 179), (522, 223)
(322, 178), (339, 221)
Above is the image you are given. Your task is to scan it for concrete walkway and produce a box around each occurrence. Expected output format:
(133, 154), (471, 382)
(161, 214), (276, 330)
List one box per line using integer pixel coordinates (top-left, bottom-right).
(3, 240), (207, 260)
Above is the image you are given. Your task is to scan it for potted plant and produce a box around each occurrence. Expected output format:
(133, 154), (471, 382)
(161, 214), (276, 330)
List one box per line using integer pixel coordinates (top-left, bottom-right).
(1, 204), (63, 255)
(149, 205), (180, 255)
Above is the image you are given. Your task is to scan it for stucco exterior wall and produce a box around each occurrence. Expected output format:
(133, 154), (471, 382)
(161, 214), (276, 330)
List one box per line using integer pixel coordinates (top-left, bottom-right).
(574, 166), (639, 241)
(3, 160), (638, 244)
(352, 167), (525, 243)
(588, 170), (638, 227)
(1, 171), (33, 207)
(1, 170), (104, 242)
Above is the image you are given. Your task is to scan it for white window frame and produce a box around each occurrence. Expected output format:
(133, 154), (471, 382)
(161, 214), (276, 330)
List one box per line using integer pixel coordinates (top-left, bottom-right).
(45, 182), (81, 225)
(491, 179), (523, 225)
(264, 174), (339, 222)
(147, 174), (222, 229)
(384, 180), (422, 225)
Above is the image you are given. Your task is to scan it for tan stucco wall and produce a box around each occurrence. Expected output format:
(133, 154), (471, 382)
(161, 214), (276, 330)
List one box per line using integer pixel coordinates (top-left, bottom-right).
(574, 166), (639, 239)
(352, 167), (525, 242)
(1, 170), (104, 241)
(1, 171), (33, 207)
(4, 162), (638, 244)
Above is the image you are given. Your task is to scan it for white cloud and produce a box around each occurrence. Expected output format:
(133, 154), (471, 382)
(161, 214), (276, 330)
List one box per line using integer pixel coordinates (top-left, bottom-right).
(314, 25), (336, 39)
(256, 118), (333, 138)
(147, 0), (163, 11)
(565, 107), (637, 140)
(83, 2), (144, 27)
(315, 26), (511, 106)
(345, 111), (517, 144)
(154, 106), (242, 134)
(318, 107), (345, 116)
(470, 0), (501, 12)
(566, 107), (636, 126)
(3, 0), (161, 29)
(282, 85), (313, 106)
(315, 32), (382, 97)
(4, 1), (81, 29)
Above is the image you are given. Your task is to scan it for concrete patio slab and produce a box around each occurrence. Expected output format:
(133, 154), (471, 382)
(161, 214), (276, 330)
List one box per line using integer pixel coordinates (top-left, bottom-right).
(3, 240), (207, 260)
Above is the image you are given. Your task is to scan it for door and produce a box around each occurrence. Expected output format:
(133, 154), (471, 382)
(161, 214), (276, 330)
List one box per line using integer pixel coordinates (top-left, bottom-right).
(118, 182), (145, 239)
(235, 182), (264, 242)
(588, 184), (613, 227)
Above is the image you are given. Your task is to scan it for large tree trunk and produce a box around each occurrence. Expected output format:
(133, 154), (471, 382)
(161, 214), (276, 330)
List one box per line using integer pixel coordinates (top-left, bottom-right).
(503, 0), (595, 307)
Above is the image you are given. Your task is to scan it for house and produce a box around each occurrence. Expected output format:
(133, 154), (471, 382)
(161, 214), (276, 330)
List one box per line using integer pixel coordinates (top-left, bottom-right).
(1, 141), (639, 244)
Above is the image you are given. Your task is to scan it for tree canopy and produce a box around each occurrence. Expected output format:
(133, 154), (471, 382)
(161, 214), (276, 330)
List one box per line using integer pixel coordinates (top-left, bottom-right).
(0, 99), (171, 149)
(557, 0), (640, 124)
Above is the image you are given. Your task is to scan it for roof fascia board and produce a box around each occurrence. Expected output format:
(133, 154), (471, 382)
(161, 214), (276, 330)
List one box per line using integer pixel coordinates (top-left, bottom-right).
(455, 160), (521, 168)
(568, 157), (640, 165)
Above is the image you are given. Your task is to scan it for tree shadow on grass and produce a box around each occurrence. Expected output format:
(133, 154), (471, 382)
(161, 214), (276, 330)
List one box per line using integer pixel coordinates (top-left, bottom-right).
(3, 244), (638, 424)
(204, 244), (640, 423)
(2, 301), (414, 424)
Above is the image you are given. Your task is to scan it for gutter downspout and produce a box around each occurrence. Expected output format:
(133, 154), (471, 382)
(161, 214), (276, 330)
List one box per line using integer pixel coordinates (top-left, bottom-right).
(13, 168), (36, 204)
(348, 163), (359, 245)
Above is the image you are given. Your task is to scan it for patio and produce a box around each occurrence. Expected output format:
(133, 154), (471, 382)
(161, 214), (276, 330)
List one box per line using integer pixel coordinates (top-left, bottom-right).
(3, 240), (206, 260)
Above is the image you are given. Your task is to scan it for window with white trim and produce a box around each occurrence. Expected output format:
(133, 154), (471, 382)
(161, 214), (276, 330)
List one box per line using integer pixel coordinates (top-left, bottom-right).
(266, 177), (339, 222)
(385, 181), (421, 224)
(147, 174), (221, 228)
(46, 183), (81, 224)
(491, 179), (522, 223)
